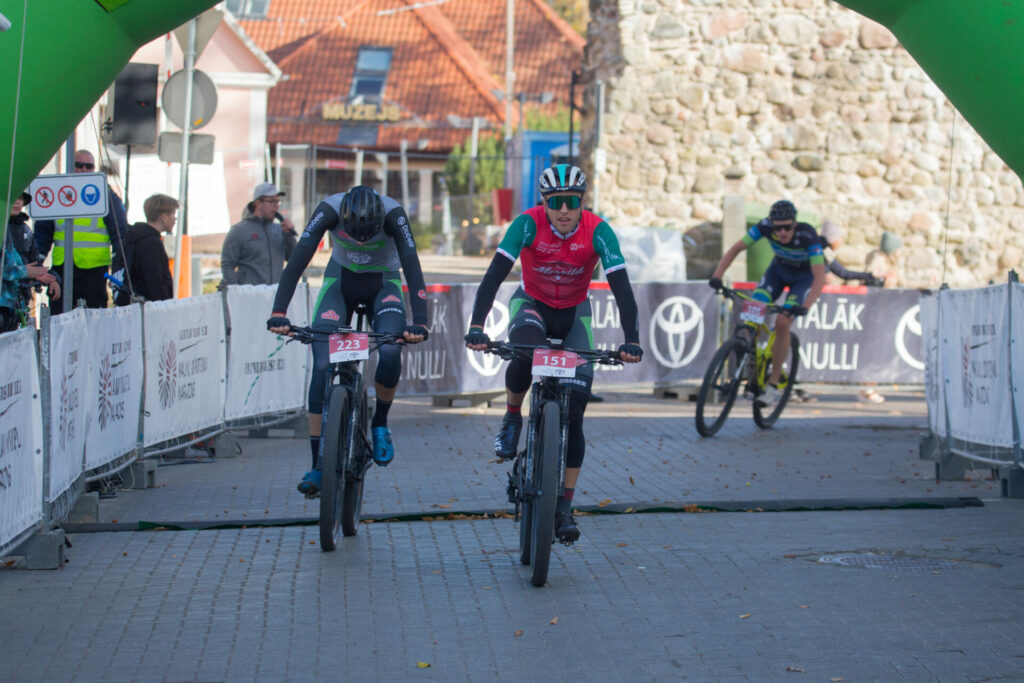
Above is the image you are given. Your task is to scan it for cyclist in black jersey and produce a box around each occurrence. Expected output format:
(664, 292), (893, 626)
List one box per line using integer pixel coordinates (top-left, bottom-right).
(266, 186), (429, 496)
(708, 199), (825, 407)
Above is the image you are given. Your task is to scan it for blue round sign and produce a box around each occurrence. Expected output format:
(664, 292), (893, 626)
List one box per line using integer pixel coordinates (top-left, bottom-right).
(82, 184), (101, 206)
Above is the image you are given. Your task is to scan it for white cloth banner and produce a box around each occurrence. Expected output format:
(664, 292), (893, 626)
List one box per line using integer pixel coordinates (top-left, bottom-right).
(224, 284), (309, 420)
(0, 329), (44, 550)
(143, 295), (227, 446)
(606, 226), (686, 282)
(919, 294), (945, 436)
(939, 285), (1014, 447)
(84, 306), (144, 470)
(48, 309), (89, 500)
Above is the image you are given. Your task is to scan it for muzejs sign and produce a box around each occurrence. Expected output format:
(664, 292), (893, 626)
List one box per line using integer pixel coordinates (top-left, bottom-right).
(27, 172), (108, 219)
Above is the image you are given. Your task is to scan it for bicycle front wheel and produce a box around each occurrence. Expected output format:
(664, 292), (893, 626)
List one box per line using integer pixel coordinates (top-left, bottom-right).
(341, 386), (369, 537)
(754, 332), (800, 429)
(695, 337), (748, 437)
(319, 385), (349, 551)
(529, 401), (560, 587)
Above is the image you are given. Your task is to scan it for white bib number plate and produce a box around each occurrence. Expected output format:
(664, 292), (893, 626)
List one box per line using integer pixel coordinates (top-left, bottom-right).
(329, 332), (369, 362)
(532, 349), (579, 378)
(740, 300), (767, 324)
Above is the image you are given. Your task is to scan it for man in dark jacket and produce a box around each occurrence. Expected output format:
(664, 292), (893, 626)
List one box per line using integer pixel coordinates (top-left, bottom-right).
(220, 182), (297, 286)
(111, 194), (178, 304)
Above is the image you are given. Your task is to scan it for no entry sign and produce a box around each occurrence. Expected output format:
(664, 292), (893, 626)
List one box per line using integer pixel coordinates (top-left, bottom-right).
(28, 172), (108, 219)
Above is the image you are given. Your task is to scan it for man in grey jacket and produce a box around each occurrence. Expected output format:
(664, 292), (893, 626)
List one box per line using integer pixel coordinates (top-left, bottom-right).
(220, 182), (297, 285)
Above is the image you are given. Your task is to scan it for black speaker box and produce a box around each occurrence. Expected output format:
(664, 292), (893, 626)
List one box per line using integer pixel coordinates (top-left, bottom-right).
(108, 63), (158, 146)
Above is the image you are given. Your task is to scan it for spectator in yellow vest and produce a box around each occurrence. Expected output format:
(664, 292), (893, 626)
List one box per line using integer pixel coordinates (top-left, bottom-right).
(33, 150), (128, 311)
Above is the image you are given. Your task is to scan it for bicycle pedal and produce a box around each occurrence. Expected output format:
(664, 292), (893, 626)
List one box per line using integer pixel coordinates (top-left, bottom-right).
(304, 492), (320, 500)
(505, 472), (518, 504)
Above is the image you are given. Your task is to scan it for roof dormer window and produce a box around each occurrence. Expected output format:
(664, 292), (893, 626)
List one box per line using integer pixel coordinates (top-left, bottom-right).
(225, 0), (269, 18)
(349, 46), (393, 104)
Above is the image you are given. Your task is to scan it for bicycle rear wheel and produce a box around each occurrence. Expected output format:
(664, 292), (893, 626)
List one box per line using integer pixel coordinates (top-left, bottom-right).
(341, 386), (369, 537)
(529, 401), (560, 587)
(754, 332), (800, 429)
(319, 385), (349, 551)
(695, 337), (748, 437)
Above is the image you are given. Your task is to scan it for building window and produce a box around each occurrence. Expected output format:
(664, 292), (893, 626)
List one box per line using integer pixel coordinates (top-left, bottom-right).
(349, 46), (393, 104)
(226, 0), (270, 18)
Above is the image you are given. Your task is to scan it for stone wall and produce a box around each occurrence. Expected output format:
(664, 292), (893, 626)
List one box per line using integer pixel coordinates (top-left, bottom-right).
(579, 0), (1024, 286)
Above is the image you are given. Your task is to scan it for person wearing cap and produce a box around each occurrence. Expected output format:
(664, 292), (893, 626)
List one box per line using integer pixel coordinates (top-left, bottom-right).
(33, 149), (127, 311)
(220, 182), (297, 286)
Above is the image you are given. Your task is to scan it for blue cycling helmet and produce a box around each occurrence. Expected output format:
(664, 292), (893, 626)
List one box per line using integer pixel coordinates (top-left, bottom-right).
(769, 199), (797, 222)
(538, 164), (587, 196)
(340, 185), (384, 241)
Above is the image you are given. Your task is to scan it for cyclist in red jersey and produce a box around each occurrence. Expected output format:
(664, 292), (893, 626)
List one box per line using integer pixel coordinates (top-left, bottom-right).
(465, 164), (643, 542)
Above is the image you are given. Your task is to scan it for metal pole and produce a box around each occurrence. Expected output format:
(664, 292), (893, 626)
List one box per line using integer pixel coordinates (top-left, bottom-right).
(274, 142), (281, 188)
(1008, 270), (1021, 467)
(172, 18), (197, 299)
(516, 93), (525, 212)
(568, 70), (578, 166)
(62, 138), (74, 312)
(354, 149), (364, 185)
(400, 139), (410, 209)
(468, 117), (480, 219)
(593, 81), (605, 214)
(504, 0), (514, 142)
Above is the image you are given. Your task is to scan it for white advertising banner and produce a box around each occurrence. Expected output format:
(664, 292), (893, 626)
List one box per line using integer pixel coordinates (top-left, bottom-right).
(143, 295), (226, 446)
(939, 285), (1014, 447)
(224, 284), (309, 419)
(84, 306), (144, 470)
(0, 329), (44, 550)
(1012, 282), (1024, 442)
(919, 294), (945, 436)
(48, 308), (88, 501)
(613, 226), (687, 282)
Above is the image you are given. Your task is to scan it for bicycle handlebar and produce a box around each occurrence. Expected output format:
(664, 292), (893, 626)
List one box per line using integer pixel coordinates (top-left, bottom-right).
(282, 325), (407, 348)
(481, 340), (624, 367)
(716, 286), (803, 316)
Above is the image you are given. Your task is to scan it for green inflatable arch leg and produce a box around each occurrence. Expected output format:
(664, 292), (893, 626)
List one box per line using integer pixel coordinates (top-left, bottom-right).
(1, 0), (218, 228)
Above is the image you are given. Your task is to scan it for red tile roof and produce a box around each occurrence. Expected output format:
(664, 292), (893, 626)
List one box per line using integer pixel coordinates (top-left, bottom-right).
(237, 0), (583, 152)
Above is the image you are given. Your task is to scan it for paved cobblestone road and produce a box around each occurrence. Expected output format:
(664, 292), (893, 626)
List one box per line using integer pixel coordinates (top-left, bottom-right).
(3, 388), (1023, 682)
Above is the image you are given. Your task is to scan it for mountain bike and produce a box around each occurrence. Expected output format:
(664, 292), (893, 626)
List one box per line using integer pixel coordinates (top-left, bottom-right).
(481, 340), (622, 587)
(695, 286), (802, 437)
(287, 307), (403, 551)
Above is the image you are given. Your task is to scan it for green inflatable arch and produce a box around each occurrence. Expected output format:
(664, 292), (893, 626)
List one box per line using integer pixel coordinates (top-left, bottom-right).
(837, 0), (1024, 181)
(2, 0), (1022, 235)
(0, 0), (218, 233)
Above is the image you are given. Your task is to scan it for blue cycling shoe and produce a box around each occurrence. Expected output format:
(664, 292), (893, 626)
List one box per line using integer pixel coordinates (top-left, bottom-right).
(297, 469), (321, 496)
(372, 426), (395, 466)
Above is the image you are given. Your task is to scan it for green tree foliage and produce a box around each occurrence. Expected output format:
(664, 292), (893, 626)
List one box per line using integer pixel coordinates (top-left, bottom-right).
(524, 103), (572, 132)
(546, 0), (588, 36)
(443, 133), (506, 195)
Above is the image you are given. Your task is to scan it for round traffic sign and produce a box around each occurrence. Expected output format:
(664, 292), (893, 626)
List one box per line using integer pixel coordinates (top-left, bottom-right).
(161, 68), (218, 130)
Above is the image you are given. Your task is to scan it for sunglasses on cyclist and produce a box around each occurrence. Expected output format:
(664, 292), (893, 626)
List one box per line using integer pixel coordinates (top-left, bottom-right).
(74, 161), (95, 170)
(545, 195), (582, 210)
(771, 222), (795, 234)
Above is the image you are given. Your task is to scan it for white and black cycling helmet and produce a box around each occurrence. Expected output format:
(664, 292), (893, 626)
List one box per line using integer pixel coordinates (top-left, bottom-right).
(538, 164), (587, 196)
(340, 185), (384, 242)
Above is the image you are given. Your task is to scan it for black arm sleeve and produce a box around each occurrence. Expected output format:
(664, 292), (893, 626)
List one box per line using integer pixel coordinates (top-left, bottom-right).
(469, 254), (515, 328)
(828, 258), (873, 282)
(271, 201), (336, 313)
(606, 268), (640, 344)
(386, 207), (429, 325)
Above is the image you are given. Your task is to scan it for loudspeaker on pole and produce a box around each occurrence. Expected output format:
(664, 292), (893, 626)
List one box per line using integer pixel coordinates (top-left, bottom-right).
(106, 63), (158, 147)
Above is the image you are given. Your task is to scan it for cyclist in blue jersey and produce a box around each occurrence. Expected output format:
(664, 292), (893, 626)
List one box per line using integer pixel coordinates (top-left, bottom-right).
(266, 186), (429, 495)
(708, 199), (825, 406)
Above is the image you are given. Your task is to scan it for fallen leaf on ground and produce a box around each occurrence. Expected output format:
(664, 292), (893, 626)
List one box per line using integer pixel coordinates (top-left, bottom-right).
(629, 476), (635, 485)
(799, 605), (809, 609)
(598, 499), (611, 507)
(513, 630), (523, 637)
(416, 662), (431, 668)
(549, 617), (559, 625)
(617, 542), (628, 547)
(786, 666), (804, 672)
(739, 613), (750, 619)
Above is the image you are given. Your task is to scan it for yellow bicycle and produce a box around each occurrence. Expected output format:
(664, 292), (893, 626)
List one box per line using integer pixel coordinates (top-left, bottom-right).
(695, 286), (801, 436)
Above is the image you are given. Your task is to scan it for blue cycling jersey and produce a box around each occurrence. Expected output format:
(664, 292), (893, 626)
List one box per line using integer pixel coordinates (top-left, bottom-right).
(743, 219), (824, 270)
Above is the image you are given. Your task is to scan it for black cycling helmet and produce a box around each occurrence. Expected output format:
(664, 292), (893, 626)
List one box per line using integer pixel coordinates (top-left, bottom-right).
(769, 199), (797, 222)
(340, 185), (384, 242)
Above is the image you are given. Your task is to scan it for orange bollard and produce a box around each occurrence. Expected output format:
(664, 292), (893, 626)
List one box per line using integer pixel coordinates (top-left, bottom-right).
(167, 234), (192, 298)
